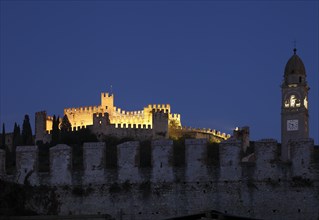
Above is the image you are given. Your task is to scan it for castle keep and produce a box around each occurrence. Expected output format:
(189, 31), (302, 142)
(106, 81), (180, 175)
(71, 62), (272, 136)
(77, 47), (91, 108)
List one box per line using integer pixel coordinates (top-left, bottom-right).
(0, 49), (318, 220)
(35, 93), (230, 143)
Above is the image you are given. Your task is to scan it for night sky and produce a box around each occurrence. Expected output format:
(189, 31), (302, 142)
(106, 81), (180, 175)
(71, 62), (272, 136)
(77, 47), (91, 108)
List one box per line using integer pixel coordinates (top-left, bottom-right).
(0, 1), (318, 144)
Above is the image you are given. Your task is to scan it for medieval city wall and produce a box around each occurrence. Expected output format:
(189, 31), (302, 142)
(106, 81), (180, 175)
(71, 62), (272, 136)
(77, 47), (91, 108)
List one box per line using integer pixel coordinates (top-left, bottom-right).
(1, 138), (319, 220)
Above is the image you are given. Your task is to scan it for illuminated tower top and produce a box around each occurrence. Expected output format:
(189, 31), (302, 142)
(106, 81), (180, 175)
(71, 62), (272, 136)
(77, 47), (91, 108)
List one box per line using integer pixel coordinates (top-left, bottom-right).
(283, 48), (306, 85)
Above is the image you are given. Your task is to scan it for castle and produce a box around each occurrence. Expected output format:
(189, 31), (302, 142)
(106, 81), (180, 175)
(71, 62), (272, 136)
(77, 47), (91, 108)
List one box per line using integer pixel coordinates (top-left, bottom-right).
(0, 49), (318, 220)
(35, 92), (230, 143)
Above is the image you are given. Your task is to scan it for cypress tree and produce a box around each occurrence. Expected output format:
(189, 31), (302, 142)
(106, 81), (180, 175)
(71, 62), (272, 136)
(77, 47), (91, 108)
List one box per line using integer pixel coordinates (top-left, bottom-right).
(56, 116), (60, 142)
(1, 123), (5, 149)
(13, 123), (22, 147)
(22, 114), (33, 145)
(17, 125), (21, 145)
(60, 115), (72, 144)
(10, 123), (21, 170)
(51, 115), (60, 146)
(61, 115), (72, 133)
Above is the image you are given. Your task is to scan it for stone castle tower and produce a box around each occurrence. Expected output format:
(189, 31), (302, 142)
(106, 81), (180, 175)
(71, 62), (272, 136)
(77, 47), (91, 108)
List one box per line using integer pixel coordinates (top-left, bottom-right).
(281, 48), (309, 160)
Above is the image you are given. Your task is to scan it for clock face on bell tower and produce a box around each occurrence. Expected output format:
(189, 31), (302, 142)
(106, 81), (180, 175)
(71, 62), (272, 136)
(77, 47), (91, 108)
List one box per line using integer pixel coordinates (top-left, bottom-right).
(287, 119), (298, 131)
(281, 48), (309, 161)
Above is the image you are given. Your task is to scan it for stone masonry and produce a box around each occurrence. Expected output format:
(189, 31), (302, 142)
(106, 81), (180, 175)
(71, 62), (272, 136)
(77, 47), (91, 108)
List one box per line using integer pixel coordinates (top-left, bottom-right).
(0, 138), (318, 220)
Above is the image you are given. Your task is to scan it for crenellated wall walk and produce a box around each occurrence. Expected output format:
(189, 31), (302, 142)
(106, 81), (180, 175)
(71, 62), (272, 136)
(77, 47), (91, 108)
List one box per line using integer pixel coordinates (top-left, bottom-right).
(0, 138), (318, 220)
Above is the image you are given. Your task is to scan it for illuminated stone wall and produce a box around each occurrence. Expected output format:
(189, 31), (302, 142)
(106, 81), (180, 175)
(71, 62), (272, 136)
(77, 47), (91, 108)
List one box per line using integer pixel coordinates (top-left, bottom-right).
(90, 112), (153, 140)
(62, 92), (181, 132)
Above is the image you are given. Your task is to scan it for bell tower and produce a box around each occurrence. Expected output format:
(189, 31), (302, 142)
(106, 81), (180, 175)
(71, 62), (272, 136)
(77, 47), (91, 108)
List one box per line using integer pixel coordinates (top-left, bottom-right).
(281, 48), (309, 161)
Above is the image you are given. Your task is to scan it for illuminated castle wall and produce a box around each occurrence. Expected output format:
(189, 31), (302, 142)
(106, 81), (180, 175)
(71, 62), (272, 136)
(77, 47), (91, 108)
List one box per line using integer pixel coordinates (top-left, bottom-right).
(35, 92), (230, 143)
(63, 92), (181, 132)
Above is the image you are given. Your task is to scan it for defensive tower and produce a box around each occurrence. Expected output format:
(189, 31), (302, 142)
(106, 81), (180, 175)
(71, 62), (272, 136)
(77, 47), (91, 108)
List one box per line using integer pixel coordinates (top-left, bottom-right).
(35, 111), (47, 143)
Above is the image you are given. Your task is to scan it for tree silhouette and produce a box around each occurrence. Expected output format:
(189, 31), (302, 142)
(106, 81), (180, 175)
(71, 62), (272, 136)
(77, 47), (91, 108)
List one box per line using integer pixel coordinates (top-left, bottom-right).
(1, 123), (5, 149)
(22, 115), (33, 145)
(60, 115), (71, 133)
(13, 123), (22, 147)
(60, 115), (72, 144)
(51, 115), (60, 146)
(7, 122), (21, 172)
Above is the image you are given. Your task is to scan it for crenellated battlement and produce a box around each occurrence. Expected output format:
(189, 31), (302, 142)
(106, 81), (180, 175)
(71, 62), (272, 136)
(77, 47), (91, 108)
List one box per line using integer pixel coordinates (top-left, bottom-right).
(152, 109), (169, 116)
(112, 107), (145, 116)
(169, 113), (180, 120)
(2, 138), (317, 187)
(181, 126), (231, 140)
(64, 105), (101, 114)
(101, 92), (113, 98)
(146, 104), (171, 112)
(91, 112), (153, 140)
(112, 124), (152, 129)
(1, 138), (318, 220)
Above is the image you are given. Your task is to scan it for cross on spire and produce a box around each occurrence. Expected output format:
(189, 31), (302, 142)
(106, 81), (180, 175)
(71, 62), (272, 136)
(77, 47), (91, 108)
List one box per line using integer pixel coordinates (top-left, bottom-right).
(293, 40), (297, 54)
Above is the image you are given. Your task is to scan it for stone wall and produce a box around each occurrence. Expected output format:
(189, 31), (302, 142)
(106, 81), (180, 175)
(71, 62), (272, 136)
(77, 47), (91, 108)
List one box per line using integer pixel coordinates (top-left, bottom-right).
(15, 146), (39, 185)
(0, 149), (5, 176)
(1, 139), (318, 220)
(83, 142), (106, 184)
(290, 138), (314, 178)
(219, 139), (241, 181)
(50, 144), (72, 185)
(254, 139), (278, 180)
(151, 140), (173, 182)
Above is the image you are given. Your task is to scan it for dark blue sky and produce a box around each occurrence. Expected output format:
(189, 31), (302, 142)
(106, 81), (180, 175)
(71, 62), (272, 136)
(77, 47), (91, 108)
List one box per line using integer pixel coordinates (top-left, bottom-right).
(0, 1), (318, 143)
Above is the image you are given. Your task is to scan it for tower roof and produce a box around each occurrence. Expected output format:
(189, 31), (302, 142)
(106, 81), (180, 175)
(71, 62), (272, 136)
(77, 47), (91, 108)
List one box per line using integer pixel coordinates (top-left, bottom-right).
(284, 48), (306, 76)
